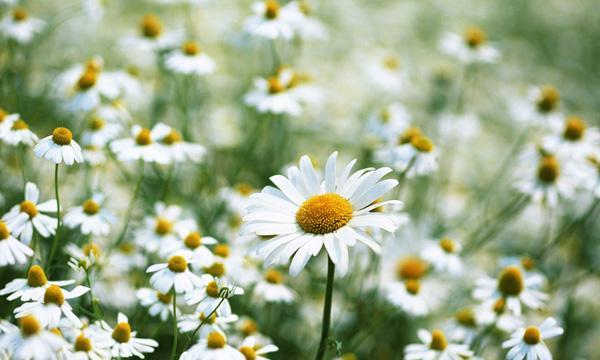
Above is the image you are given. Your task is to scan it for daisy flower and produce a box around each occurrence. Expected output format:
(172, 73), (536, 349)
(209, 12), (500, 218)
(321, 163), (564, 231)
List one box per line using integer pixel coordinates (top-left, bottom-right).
(66, 242), (103, 270)
(440, 26), (500, 64)
(502, 318), (563, 360)
(365, 52), (407, 93)
(510, 85), (563, 127)
(543, 115), (600, 161)
(120, 14), (181, 54)
(81, 115), (122, 147)
(473, 265), (548, 316)
(238, 336), (279, 360)
(0, 315), (64, 360)
(474, 297), (523, 333)
(244, 69), (302, 116)
(221, 183), (257, 216)
(242, 152), (401, 276)
(0, 265), (75, 302)
(156, 124), (207, 163)
(164, 230), (217, 267)
(134, 202), (191, 254)
(2, 182), (57, 244)
(180, 331), (245, 360)
(67, 327), (111, 360)
(82, 144), (107, 166)
(15, 284), (89, 328)
(201, 243), (246, 280)
(0, 118), (39, 146)
(165, 41), (216, 76)
(178, 311), (238, 339)
(185, 276), (244, 317)
(244, 0), (297, 40)
(283, 1), (328, 40)
(0, 219), (34, 266)
(404, 328), (473, 360)
(146, 251), (204, 294)
(34, 127), (84, 165)
(110, 123), (170, 164)
(446, 308), (479, 344)
(136, 288), (178, 322)
(374, 128), (438, 178)
(366, 103), (411, 145)
(253, 269), (296, 303)
(93, 312), (159, 358)
(0, 107), (19, 135)
(499, 256), (547, 289)
(420, 237), (464, 276)
(64, 194), (114, 236)
(0, 7), (45, 44)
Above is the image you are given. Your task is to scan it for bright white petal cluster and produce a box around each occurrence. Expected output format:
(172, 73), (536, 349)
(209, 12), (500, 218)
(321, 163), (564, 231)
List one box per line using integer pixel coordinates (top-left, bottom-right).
(502, 318), (563, 360)
(34, 127), (84, 165)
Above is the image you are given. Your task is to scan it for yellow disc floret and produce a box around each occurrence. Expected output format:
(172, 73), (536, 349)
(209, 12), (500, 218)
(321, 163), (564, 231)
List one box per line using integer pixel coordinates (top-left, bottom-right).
(83, 199), (100, 215)
(112, 322), (131, 343)
(77, 70), (98, 91)
(27, 265), (48, 287)
(184, 232), (202, 249)
(498, 266), (524, 296)
(52, 127), (73, 146)
(404, 279), (421, 295)
(429, 329), (448, 351)
(537, 86), (560, 113)
(523, 326), (541, 345)
(264, 269), (283, 284)
(396, 256), (428, 280)
(157, 292), (173, 304)
(83, 243), (102, 258)
(141, 14), (162, 38)
(439, 238), (456, 253)
(264, 0), (280, 19)
(13, 8), (28, 22)
(240, 346), (257, 360)
(207, 331), (226, 349)
(464, 26), (486, 48)
(296, 194), (353, 234)
(44, 285), (65, 305)
(204, 262), (226, 277)
(563, 116), (585, 141)
(183, 41), (201, 56)
(537, 155), (560, 184)
(206, 281), (220, 298)
(214, 244), (230, 258)
(167, 255), (188, 273)
(163, 130), (182, 145)
(136, 128), (152, 146)
(74, 334), (93, 352)
(455, 308), (476, 327)
(11, 119), (29, 130)
(20, 315), (41, 337)
(155, 218), (173, 235)
(0, 221), (9, 240)
(411, 135), (434, 153)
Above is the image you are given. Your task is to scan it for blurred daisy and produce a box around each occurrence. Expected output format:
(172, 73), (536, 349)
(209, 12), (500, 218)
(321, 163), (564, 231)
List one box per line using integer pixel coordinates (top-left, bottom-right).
(134, 202), (191, 254)
(136, 288), (178, 322)
(510, 85), (562, 126)
(186, 276), (244, 316)
(178, 311), (238, 339)
(0, 7), (45, 44)
(221, 183), (257, 218)
(120, 14), (180, 53)
(543, 115), (600, 160)
(156, 124), (207, 163)
(64, 194), (114, 236)
(2, 182), (57, 244)
(0, 315), (63, 360)
(420, 237), (464, 276)
(499, 256), (547, 289)
(238, 336), (279, 360)
(0, 265), (75, 302)
(244, 70), (302, 116)
(440, 26), (500, 64)
(502, 318), (563, 360)
(283, 1), (327, 40)
(446, 308), (479, 344)
(404, 329), (473, 359)
(81, 115), (122, 147)
(0, 108), (18, 135)
(166, 41), (216, 75)
(93, 313), (159, 358)
(15, 284), (90, 328)
(243, 152), (401, 276)
(375, 128), (438, 178)
(82, 144), (107, 166)
(474, 297), (523, 333)
(0, 118), (39, 146)
(366, 53), (407, 93)
(253, 269), (296, 303)
(34, 127), (84, 165)
(282, 67), (323, 107)
(147, 251), (204, 294)
(68, 327), (111, 360)
(244, 0), (296, 40)
(366, 103), (411, 145)
(110, 123), (170, 164)
(0, 219), (33, 266)
(164, 230), (217, 267)
(384, 256), (438, 316)
(66, 242), (103, 270)
(180, 331), (245, 360)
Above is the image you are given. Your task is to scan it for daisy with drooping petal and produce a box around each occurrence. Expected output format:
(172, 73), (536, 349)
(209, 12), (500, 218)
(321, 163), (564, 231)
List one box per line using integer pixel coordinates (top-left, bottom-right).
(420, 237), (464, 276)
(244, 0), (297, 40)
(0, 118), (39, 146)
(34, 127), (84, 165)
(244, 69), (302, 116)
(146, 251), (204, 294)
(0, 315), (64, 360)
(64, 194), (114, 236)
(502, 318), (563, 360)
(166, 41), (216, 75)
(238, 336), (279, 360)
(178, 311), (238, 339)
(136, 288), (179, 322)
(375, 128), (438, 178)
(0, 7), (45, 44)
(440, 26), (500, 64)
(0, 219), (33, 266)
(404, 328), (473, 360)
(15, 284), (90, 328)
(186, 275), (244, 317)
(180, 331), (245, 360)
(110, 123), (170, 164)
(156, 124), (207, 163)
(0, 265), (75, 302)
(253, 269), (296, 303)
(242, 152), (401, 276)
(2, 182), (57, 244)
(93, 313), (159, 358)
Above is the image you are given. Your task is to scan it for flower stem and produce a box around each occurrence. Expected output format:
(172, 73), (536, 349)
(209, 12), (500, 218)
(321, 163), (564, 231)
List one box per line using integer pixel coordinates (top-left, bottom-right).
(170, 288), (178, 360)
(47, 164), (61, 273)
(113, 161), (145, 249)
(315, 257), (335, 360)
(184, 297), (226, 349)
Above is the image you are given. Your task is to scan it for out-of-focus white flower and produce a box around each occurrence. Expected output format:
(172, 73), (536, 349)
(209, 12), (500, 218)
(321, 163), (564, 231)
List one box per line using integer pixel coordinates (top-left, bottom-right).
(510, 85), (563, 127)
(445, 308), (479, 344)
(15, 284), (90, 328)
(164, 230), (217, 267)
(0, 219), (33, 266)
(134, 202), (193, 255)
(366, 103), (411, 145)
(81, 115), (122, 147)
(237, 336), (279, 360)
(66, 242), (103, 271)
(186, 275), (244, 317)
(502, 318), (563, 360)
(0, 315), (64, 360)
(0, 8), (45, 44)
(244, 69), (302, 116)
(110, 123), (171, 164)
(181, 331), (245, 360)
(166, 41), (216, 76)
(147, 251), (205, 294)
(0, 118), (39, 146)
(474, 297), (523, 333)
(375, 128), (438, 178)
(64, 194), (114, 236)
(365, 52), (407, 93)
(119, 14), (181, 54)
(0, 265), (75, 302)
(283, 1), (327, 40)
(0, 108), (19, 136)
(34, 127), (84, 165)
(155, 124), (207, 163)
(437, 112), (481, 140)
(440, 26), (500, 64)
(244, 0), (298, 40)
(67, 326), (111, 359)
(178, 311), (238, 339)
(136, 288), (178, 322)
(253, 269), (296, 303)
(420, 238), (464, 276)
(404, 328), (473, 359)
(543, 115), (600, 161)
(82, 144), (107, 165)
(93, 312), (159, 358)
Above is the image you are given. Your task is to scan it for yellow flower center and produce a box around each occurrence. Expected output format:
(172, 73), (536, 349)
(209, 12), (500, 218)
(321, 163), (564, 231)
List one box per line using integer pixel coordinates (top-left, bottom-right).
(242, 319), (258, 336)
(157, 292), (172, 304)
(264, 269), (283, 284)
(50, 328), (62, 337)
(464, 26), (486, 48)
(537, 155), (560, 184)
(396, 257), (428, 280)
(83, 199), (100, 215)
(240, 346), (257, 360)
(141, 14), (162, 38)
(521, 257), (535, 271)
(439, 238), (456, 253)
(43, 285), (65, 305)
(563, 116), (585, 141)
(199, 312), (217, 324)
(52, 127), (73, 146)
(20, 200), (38, 218)
(83, 243), (102, 257)
(498, 266), (524, 296)
(411, 135), (434, 153)
(404, 279), (421, 295)
(204, 262), (226, 277)
(136, 128), (152, 146)
(264, 0), (280, 19)
(235, 183), (254, 196)
(167, 255), (188, 273)
(20, 315), (41, 337)
(183, 41), (201, 56)
(0, 108), (6, 121)
(120, 243), (136, 254)
(267, 77), (285, 94)
(75, 334), (93, 352)
(207, 331), (226, 349)
(429, 329), (448, 351)
(398, 127), (423, 145)
(13, 8), (28, 22)
(89, 117), (105, 131)
(86, 59), (102, 73)
(206, 281), (220, 298)
(493, 297), (506, 314)
(112, 322), (131, 343)
(163, 130), (182, 145)
(214, 244), (230, 258)
(455, 308), (476, 327)
(0, 221), (9, 240)
(537, 86), (560, 113)
(295, 194), (353, 235)
(383, 56), (400, 70)
(523, 326), (541, 345)
(11, 119), (29, 130)
(154, 217), (173, 235)
(27, 265), (48, 287)
(77, 70), (98, 91)
(184, 232), (202, 249)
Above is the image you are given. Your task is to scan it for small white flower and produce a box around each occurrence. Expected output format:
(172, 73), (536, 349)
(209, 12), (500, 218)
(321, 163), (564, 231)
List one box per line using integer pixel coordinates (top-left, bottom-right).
(34, 127), (84, 165)
(180, 331), (245, 360)
(502, 318), (563, 360)
(146, 251), (204, 294)
(0, 118), (39, 146)
(119, 14), (181, 54)
(0, 8), (45, 44)
(384, 278), (440, 317)
(375, 130), (438, 178)
(510, 85), (563, 127)
(81, 115), (122, 147)
(237, 336), (279, 360)
(136, 288), (178, 322)
(110, 123), (171, 164)
(67, 327), (111, 360)
(440, 26), (500, 64)
(420, 238), (464, 276)
(82, 145), (107, 166)
(93, 312), (159, 358)
(253, 269), (296, 303)
(365, 52), (407, 93)
(65, 242), (104, 270)
(404, 328), (473, 359)
(0, 219), (33, 266)
(244, 70), (302, 116)
(165, 41), (216, 75)
(185, 275), (244, 317)
(178, 311), (238, 339)
(0, 265), (75, 302)
(154, 124), (207, 163)
(366, 103), (411, 145)
(163, 230), (217, 268)
(64, 194), (114, 236)
(134, 202), (193, 255)
(15, 284), (90, 328)
(542, 115), (600, 161)
(0, 315), (64, 360)
(0, 108), (19, 136)
(244, 0), (296, 40)
(283, 1), (327, 40)
(474, 297), (523, 333)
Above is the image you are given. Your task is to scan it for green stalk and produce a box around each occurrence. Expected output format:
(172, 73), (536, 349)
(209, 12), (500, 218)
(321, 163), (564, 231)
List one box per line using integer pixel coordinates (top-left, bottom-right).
(113, 161), (145, 249)
(47, 164), (61, 273)
(315, 257), (335, 360)
(170, 288), (178, 360)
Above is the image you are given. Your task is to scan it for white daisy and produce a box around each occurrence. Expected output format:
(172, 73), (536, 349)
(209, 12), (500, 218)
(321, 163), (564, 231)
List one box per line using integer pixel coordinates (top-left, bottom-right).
(242, 152), (401, 276)
(366, 103), (411, 145)
(165, 41), (216, 75)
(155, 124), (207, 163)
(499, 256), (547, 290)
(440, 26), (500, 64)
(404, 328), (473, 359)
(244, 0), (296, 40)
(0, 265), (75, 302)
(253, 269), (296, 303)
(119, 14), (181, 54)
(437, 112), (481, 141)
(65, 242), (103, 270)
(283, 1), (327, 40)
(15, 284), (89, 328)
(82, 145), (107, 166)
(220, 183), (257, 217)
(185, 275), (244, 317)
(67, 327), (111, 360)
(420, 237), (464, 276)
(0, 219), (33, 266)
(543, 115), (600, 161)
(0, 8), (45, 44)
(238, 336), (279, 360)
(34, 127), (84, 166)
(201, 243), (248, 282)
(510, 85), (563, 127)
(374, 128), (438, 178)
(474, 297), (523, 333)
(81, 115), (122, 147)
(2, 182), (57, 244)
(502, 318), (563, 360)
(365, 52), (407, 93)
(180, 331), (245, 360)
(134, 202), (192, 255)
(0, 108), (19, 135)
(0, 118), (39, 146)
(93, 313), (159, 358)
(244, 70), (302, 116)
(146, 251), (204, 294)
(163, 230), (217, 268)
(136, 288), (178, 322)
(0, 315), (64, 360)
(178, 311), (238, 339)
(445, 308), (479, 344)
(64, 194), (114, 236)
(110, 123), (170, 164)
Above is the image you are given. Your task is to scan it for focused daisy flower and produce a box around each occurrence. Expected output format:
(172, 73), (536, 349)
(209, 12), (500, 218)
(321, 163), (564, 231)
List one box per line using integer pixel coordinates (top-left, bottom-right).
(283, 1), (328, 40)
(93, 313), (159, 358)
(67, 327), (111, 360)
(0, 265), (75, 302)
(253, 269), (296, 303)
(180, 331), (245, 360)
(244, 69), (302, 116)
(136, 288), (179, 322)
(420, 237), (464, 276)
(502, 318), (563, 360)
(473, 265), (548, 316)
(156, 124), (207, 163)
(110, 123), (170, 164)
(34, 127), (84, 165)
(178, 311), (238, 339)
(0, 219), (33, 266)
(244, 0), (297, 40)
(134, 202), (191, 254)
(64, 194), (114, 236)
(243, 152), (401, 276)
(186, 276), (244, 316)
(440, 26), (500, 64)
(238, 336), (279, 360)
(81, 115), (122, 147)
(404, 328), (473, 359)
(2, 182), (57, 244)
(0, 315), (64, 360)
(146, 251), (204, 294)
(365, 52), (407, 93)
(0, 7), (45, 44)
(165, 40), (216, 75)
(0, 118), (39, 146)
(15, 284), (89, 328)
(474, 297), (523, 333)
(543, 115), (600, 161)
(510, 85), (563, 126)
(374, 128), (438, 178)
(366, 103), (411, 145)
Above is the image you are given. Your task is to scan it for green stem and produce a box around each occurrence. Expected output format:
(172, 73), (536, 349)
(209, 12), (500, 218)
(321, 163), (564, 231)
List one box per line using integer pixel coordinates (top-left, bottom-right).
(17, 145), (27, 188)
(47, 164), (61, 273)
(315, 257), (335, 360)
(184, 297), (226, 350)
(113, 161), (145, 249)
(170, 289), (178, 360)
(85, 270), (102, 320)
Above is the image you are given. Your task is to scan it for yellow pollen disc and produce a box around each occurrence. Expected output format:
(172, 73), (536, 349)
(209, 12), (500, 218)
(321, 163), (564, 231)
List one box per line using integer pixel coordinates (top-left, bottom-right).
(50, 328), (62, 336)
(464, 26), (486, 48)
(13, 8), (28, 22)
(141, 14), (162, 38)
(120, 243), (136, 254)
(455, 308), (476, 327)
(398, 126), (422, 145)
(167, 255), (188, 273)
(523, 326), (541, 345)
(184, 232), (202, 249)
(44, 285), (65, 305)
(298, 1), (312, 15)
(163, 130), (182, 145)
(83, 243), (102, 257)
(383, 56), (400, 70)
(157, 292), (172, 304)
(404, 279), (421, 295)
(89, 117), (105, 131)
(240, 346), (257, 360)
(154, 217), (173, 235)
(27, 265), (48, 287)
(563, 116), (585, 141)
(20, 200), (38, 218)
(183, 41), (201, 56)
(77, 70), (98, 91)
(0, 108), (6, 121)
(264, 0), (280, 19)
(52, 127), (73, 146)
(429, 329), (448, 351)
(75, 334), (93, 352)
(493, 298), (506, 314)
(241, 319), (258, 336)
(207, 331), (226, 349)
(112, 322), (131, 343)
(83, 199), (100, 215)
(136, 128), (152, 146)
(295, 194), (353, 235)
(537, 86), (560, 113)
(206, 281), (220, 298)
(537, 155), (560, 184)
(0, 221), (9, 240)
(20, 315), (41, 337)
(521, 257), (536, 271)
(199, 312), (217, 324)
(264, 269), (283, 284)
(86, 59), (102, 73)
(439, 238), (456, 253)
(235, 183), (254, 196)
(214, 244), (230, 258)
(267, 77), (285, 94)
(11, 119), (29, 130)
(411, 135), (434, 153)
(204, 263), (226, 277)
(396, 257), (428, 280)
(498, 266), (524, 296)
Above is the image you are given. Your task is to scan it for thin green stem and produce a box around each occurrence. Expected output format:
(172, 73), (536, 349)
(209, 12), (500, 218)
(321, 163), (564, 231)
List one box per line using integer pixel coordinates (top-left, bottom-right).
(47, 164), (61, 273)
(85, 270), (102, 320)
(17, 145), (27, 188)
(113, 161), (145, 250)
(315, 257), (335, 360)
(184, 297), (226, 350)
(170, 289), (178, 360)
